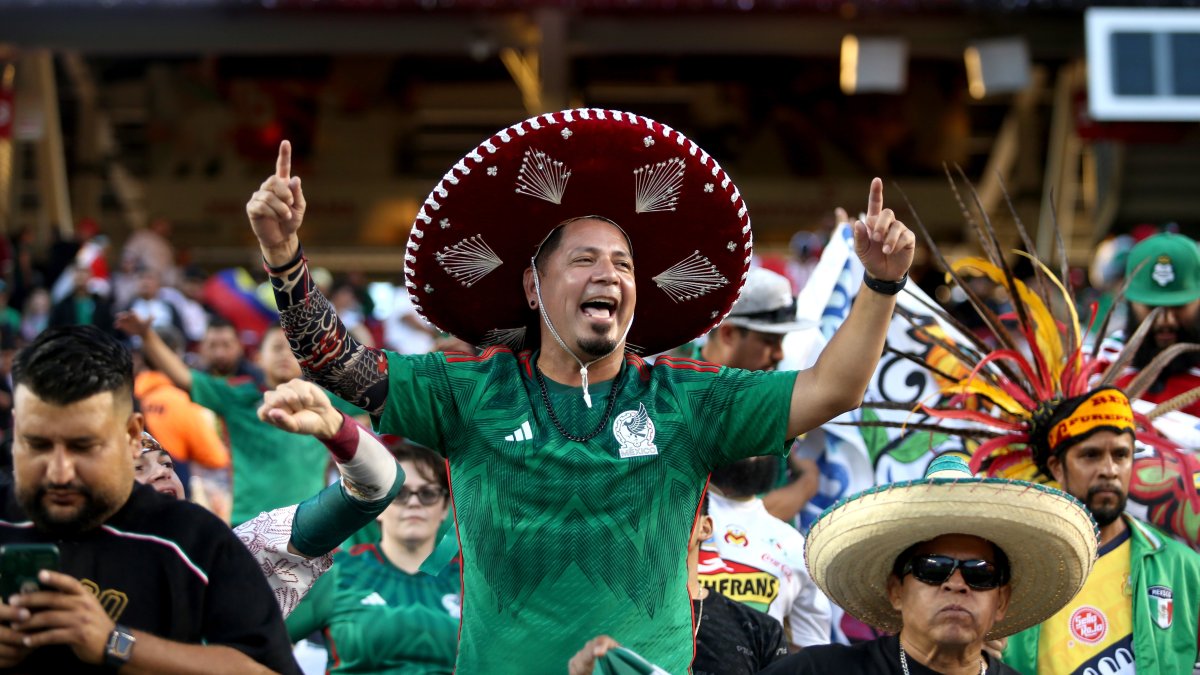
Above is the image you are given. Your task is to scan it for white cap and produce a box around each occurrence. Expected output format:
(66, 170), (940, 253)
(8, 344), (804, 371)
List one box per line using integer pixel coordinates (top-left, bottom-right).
(724, 268), (814, 334)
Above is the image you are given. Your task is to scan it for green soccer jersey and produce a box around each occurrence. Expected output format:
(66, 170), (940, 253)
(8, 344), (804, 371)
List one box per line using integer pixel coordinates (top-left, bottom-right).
(189, 371), (365, 526)
(286, 543), (461, 674)
(377, 348), (796, 674)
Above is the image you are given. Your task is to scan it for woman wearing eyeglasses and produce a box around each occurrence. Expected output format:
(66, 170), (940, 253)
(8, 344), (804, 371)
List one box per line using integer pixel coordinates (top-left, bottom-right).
(285, 441), (460, 674)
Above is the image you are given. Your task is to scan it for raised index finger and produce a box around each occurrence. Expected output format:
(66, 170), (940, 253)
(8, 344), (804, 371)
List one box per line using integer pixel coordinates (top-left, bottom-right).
(276, 140), (292, 180)
(866, 177), (883, 219)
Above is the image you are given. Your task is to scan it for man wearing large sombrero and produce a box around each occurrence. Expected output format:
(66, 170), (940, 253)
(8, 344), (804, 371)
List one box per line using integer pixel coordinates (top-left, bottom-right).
(244, 110), (914, 673)
(759, 454), (1098, 675)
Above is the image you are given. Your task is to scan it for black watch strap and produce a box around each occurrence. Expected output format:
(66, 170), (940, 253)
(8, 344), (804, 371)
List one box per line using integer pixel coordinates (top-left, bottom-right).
(863, 271), (907, 296)
(104, 624), (136, 670)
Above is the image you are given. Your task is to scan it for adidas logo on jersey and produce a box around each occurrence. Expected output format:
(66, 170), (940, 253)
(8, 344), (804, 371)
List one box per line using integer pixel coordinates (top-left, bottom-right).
(360, 592), (387, 607)
(504, 420), (533, 442)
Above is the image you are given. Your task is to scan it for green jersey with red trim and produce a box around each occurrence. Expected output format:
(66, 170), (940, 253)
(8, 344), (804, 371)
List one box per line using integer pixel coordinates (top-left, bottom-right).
(377, 348), (796, 674)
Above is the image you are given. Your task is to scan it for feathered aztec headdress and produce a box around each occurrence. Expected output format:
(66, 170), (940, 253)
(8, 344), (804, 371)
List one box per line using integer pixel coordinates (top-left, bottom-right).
(863, 169), (1200, 487)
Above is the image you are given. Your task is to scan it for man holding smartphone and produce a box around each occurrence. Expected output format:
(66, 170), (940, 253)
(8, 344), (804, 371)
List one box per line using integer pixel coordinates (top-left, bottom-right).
(0, 325), (299, 674)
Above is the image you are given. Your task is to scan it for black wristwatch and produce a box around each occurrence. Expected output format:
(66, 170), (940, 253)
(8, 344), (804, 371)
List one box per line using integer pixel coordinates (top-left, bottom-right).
(104, 624), (136, 670)
(863, 271), (908, 296)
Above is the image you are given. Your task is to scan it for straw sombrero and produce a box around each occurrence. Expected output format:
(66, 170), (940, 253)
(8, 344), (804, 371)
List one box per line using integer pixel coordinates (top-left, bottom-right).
(403, 108), (752, 356)
(804, 454), (1098, 640)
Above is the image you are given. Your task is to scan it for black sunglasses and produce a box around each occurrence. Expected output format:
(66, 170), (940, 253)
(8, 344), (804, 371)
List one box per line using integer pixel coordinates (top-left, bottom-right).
(396, 486), (448, 506)
(901, 555), (1008, 590)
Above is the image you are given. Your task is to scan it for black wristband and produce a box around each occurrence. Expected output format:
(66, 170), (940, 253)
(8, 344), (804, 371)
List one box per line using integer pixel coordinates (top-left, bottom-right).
(263, 245), (305, 275)
(863, 271), (907, 296)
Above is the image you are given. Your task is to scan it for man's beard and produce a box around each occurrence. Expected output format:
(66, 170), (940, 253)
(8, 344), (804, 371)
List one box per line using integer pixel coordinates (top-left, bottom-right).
(1085, 485), (1128, 528)
(710, 456), (780, 499)
(1127, 305), (1200, 378)
(17, 483), (117, 537)
(579, 328), (619, 358)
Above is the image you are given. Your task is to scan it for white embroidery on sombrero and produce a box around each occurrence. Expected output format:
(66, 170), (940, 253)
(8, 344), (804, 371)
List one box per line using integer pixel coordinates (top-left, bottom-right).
(634, 158), (685, 214)
(561, 128), (573, 139)
(704, 183), (714, 193)
(726, 241), (736, 252)
(440, 218), (450, 229)
(643, 136), (655, 147)
(516, 148), (571, 205)
(481, 326), (526, 350)
(486, 166), (498, 176)
(424, 284), (434, 293)
(436, 235), (503, 288)
(416, 208), (431, 225)
(652, 251), (729, 303)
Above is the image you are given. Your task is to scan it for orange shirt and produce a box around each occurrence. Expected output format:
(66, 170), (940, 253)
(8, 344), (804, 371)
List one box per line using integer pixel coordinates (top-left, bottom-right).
(135, 371), (231, 469)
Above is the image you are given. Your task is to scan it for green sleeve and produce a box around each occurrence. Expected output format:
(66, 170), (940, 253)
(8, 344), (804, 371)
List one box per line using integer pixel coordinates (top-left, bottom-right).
(290, 464), (406, 558)
(189, 370), (244, 417)
(376, 351), (460, 455)
(285, 568), (335, 642)
(695, 368), (797, 470)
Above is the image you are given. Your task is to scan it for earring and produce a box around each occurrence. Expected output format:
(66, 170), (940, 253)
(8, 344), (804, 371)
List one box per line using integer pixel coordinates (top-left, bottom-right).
(529, 300), (537, 309)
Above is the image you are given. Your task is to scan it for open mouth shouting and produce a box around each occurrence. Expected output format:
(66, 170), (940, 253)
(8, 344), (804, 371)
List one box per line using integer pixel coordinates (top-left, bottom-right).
(580, 296), (619, 326)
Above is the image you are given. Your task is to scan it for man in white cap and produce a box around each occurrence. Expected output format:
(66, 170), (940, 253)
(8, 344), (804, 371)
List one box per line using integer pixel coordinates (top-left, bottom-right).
(696, 267), (829, 650)
(245, 110), (914, 673)
(759, 454), (1099, 675)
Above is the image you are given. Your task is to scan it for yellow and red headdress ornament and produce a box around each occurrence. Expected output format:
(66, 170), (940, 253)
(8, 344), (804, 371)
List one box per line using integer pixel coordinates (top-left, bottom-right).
(867, 174), (1193, 484)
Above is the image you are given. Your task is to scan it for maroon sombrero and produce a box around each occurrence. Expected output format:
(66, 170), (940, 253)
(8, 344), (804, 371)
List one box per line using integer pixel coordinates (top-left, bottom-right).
(404, 108), (752, 356)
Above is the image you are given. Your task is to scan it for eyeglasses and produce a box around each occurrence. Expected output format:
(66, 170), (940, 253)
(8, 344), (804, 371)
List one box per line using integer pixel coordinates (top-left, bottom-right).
(901, 555), (1008, 590)
(396, 486), (447, 506)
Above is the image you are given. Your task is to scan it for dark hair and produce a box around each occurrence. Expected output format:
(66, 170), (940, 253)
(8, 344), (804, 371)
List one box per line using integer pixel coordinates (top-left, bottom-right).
(532, 217), (632, 271)
(14, 325), (133, 407)
(389, 439), (450, 494)
(890, 538), (1011, 585)
(206, 316), (236, 332)
(533, 222), (569, 271)
(699, 491), (710, 517)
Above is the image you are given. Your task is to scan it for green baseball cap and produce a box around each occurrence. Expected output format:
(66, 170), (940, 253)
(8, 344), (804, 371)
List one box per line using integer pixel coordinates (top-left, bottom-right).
(1125, 232), (1200, 306)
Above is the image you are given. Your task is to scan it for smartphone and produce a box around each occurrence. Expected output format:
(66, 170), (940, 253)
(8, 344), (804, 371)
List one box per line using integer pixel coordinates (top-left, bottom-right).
(0, 544), (59, 599)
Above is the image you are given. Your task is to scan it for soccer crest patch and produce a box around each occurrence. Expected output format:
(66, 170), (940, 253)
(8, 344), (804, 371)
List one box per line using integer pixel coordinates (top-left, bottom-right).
(613, 403), (658, 458)
(1152, 255), (1176, 287)
(1149, 585), (1173, 629)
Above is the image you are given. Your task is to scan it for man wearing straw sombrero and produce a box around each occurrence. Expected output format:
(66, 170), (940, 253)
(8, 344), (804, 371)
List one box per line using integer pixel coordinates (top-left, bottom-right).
(243, 110), (913, 673)
(759, 454), (1098, 675)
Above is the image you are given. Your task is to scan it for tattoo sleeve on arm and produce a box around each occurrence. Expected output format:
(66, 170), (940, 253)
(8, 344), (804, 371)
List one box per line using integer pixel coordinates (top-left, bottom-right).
(270, 261), (390, 416)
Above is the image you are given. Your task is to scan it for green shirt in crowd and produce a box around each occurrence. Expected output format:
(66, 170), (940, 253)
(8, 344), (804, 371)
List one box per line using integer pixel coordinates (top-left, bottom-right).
(286, 543), (460, 674)
(377, 348), (796, 675)
(190, 370), (365, 526)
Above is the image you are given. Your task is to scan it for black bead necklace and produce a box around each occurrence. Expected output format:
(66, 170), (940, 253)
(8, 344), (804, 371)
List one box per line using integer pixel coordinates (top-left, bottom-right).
(534, 361), (626, 443)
